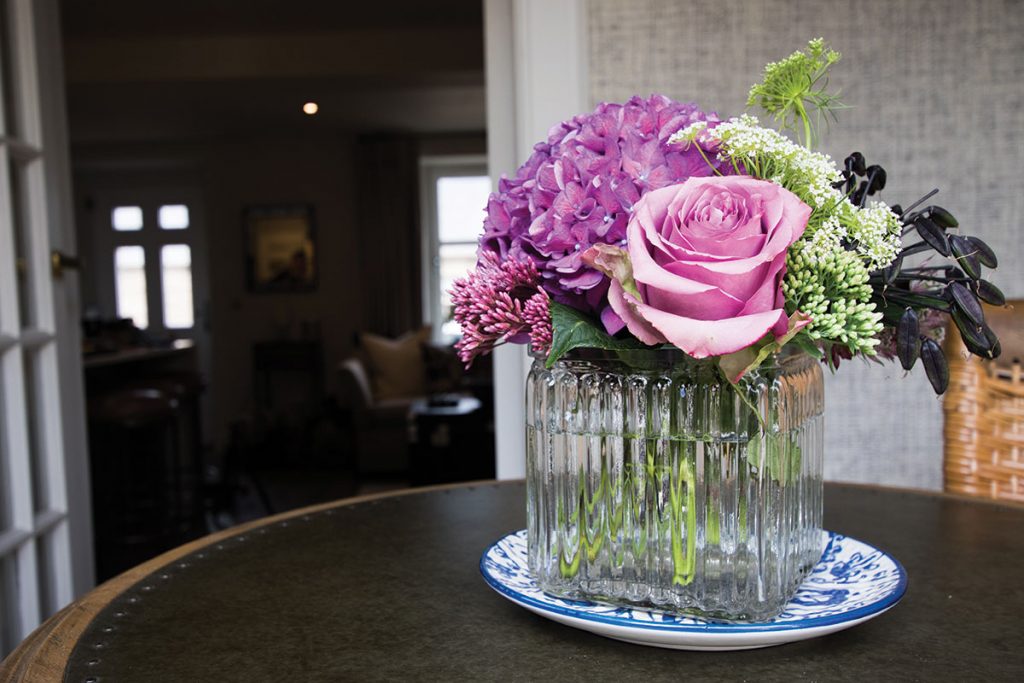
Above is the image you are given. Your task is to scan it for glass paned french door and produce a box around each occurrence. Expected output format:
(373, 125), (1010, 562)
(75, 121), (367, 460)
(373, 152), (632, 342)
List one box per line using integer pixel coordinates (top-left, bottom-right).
(0, 0), (76, 656)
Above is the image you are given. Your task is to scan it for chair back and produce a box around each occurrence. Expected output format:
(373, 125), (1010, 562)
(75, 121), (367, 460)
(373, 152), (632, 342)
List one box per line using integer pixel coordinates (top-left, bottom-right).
(943, 301), (1024, 503)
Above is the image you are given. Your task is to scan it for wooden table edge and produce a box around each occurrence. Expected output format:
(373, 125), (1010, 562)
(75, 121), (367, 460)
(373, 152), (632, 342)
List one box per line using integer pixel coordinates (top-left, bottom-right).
(2, 479), (1020, 681)
(0, 479), (501, 683)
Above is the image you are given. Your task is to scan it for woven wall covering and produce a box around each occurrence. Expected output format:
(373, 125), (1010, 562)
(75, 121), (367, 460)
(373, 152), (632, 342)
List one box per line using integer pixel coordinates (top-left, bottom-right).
(587, 0), (1024, 489)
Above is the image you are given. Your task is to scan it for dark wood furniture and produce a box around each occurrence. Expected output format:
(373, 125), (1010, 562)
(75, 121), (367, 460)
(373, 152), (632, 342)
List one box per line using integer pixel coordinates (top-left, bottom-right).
(84, 341), (206, 581)
(252, 339), (324, 417)
(408, 396), (495, 485)
(2, 482), (1023, 681)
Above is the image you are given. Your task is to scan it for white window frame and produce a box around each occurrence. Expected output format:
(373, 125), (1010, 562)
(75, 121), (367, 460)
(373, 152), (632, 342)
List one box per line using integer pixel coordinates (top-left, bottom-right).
(418, 154), (488, 343)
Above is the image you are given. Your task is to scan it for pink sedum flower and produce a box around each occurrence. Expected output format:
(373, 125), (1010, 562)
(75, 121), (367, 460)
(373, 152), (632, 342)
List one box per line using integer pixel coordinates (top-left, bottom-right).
(450, 252), (552, 366)
(602, 176), (812, 358)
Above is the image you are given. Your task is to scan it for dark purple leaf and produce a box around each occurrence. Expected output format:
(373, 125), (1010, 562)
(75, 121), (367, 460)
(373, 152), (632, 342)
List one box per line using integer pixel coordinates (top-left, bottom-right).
(976, 280), (1006, 307)
(966, 237), (998, 268)
(948, 281), (985, 325)
(914, 216), (950, 256)
(897, 308), (920, 370)
(846, 152), (866, 175)
(925, 205), (958, 228)
(920, 338), (949, 394)
(950, 235), (982, 279)
(865, 165), (887, 193)
(984, 326), (1002, 360)
(951, 307), (992, 354)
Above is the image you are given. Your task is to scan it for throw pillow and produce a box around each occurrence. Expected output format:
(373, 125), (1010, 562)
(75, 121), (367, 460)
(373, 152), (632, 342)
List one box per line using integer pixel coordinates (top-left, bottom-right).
(360, 327), (431, 400)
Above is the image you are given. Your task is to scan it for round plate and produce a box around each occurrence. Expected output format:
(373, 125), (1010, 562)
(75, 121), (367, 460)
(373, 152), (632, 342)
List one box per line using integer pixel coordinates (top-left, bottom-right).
(480, 530), (907, 651)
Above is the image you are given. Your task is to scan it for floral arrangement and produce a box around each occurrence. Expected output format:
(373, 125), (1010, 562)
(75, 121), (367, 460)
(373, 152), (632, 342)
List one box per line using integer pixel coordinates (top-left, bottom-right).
(452, 39), (1004, 393)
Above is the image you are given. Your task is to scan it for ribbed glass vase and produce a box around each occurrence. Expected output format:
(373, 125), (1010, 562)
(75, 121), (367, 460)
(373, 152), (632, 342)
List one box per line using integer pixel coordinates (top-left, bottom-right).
(525, 348), (824, 622)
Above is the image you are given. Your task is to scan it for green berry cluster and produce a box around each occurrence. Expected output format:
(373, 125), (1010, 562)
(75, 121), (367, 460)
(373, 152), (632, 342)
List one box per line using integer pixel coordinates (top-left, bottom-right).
(783, 248), (883, 354)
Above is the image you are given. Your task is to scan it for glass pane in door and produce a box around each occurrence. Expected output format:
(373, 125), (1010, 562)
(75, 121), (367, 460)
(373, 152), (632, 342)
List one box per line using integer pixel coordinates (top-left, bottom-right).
(111, 206), (143, 232)
(9, 162), (32, 328)
(114, 246), (148, 328)
(160, 245), (194, 328)
(0, 390), (7, 532)
(158, 204), (189, 230)
(35, 535), (53, 617)
(0, 3), (18, 139)
(22, 349), (45, 513)
(0, 555), (13, 656)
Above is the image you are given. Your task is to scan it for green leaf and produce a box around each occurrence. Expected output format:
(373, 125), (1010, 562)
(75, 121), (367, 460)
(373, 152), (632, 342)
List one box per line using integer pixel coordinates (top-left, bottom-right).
(791, 333), (825, 359)
(746, 433), (802, 485)
(718, 311), (813, 383)
(546, 302), (643, 367)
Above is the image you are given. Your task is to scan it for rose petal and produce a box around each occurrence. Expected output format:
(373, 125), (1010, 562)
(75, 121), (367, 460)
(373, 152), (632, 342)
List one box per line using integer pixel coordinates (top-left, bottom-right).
(607, 280), (666, 346)
(601, 305), (626, 335)
(633, 303), (789, 358)
(736, 251), (789, 316)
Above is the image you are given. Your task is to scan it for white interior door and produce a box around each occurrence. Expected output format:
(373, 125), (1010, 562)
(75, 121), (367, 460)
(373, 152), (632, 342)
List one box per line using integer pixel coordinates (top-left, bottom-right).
(0, 0), (92, 656)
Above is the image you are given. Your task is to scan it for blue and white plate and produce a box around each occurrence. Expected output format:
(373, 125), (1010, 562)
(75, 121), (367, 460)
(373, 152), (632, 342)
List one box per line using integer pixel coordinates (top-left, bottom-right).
(480, 530), (906, 651)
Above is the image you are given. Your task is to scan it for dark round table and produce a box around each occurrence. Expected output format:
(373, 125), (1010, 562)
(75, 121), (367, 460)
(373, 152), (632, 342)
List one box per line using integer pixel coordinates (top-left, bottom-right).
(2, 481), (1023, 681)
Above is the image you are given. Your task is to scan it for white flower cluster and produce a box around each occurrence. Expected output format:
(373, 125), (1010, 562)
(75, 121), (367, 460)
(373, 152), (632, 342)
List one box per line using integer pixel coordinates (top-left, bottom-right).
(847, 201), (902, 269)
(672, 120), (709, 143)
(796, 215), (844, 258)
(706, 115), (843, 207)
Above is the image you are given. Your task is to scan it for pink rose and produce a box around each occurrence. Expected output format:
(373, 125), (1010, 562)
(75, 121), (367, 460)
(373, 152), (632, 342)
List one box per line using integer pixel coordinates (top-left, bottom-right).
(596, 176), (811, 358)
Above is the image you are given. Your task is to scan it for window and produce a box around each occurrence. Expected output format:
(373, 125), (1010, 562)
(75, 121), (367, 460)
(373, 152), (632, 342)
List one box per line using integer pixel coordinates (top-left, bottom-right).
(420, 157), (490, 342)
(103, 201), (197, 334)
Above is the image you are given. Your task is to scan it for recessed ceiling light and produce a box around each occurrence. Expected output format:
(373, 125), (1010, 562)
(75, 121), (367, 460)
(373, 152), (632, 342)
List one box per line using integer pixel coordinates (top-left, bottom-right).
(302, 102), (319, 115)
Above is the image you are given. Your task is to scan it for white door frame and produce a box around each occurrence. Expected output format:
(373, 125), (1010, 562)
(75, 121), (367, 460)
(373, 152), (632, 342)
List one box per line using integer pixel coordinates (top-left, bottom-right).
(483, 0), (590, 479)
(33, 0), (94, 601)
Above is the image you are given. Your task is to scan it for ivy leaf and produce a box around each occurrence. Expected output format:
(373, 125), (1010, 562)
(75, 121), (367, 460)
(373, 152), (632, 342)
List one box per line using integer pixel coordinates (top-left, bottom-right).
(545, 302), (643, 367)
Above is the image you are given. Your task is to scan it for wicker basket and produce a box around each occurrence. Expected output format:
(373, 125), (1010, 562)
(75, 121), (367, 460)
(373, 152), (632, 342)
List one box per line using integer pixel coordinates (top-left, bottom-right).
(943, 302), (1024, 503)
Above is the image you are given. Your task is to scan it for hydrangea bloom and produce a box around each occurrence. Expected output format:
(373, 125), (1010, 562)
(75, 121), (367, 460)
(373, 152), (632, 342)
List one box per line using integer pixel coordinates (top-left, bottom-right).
(479, 95), (727, 332)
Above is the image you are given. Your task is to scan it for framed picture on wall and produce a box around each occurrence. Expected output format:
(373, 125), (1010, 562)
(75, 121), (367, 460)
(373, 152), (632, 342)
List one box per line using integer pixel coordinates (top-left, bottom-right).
(243, 204), (317, 293)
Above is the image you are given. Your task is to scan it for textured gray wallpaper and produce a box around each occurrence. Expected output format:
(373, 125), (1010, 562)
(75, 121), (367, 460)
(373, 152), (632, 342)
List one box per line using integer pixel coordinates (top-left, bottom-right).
(587, 0), (1024, 489)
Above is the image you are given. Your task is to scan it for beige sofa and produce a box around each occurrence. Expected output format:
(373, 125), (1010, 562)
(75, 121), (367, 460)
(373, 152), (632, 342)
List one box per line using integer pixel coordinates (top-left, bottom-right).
(337, 357), (416, 475)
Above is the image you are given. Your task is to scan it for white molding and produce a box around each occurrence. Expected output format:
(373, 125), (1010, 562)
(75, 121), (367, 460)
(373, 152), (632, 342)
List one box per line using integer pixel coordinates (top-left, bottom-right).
(484, 0), (590, 480)
(419, 154), (488, 168)
(417, 154), (489, 341)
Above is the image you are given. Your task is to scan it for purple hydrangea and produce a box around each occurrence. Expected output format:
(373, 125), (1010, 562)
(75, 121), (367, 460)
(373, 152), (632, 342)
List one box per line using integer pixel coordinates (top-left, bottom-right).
(479, 94), (727, 332)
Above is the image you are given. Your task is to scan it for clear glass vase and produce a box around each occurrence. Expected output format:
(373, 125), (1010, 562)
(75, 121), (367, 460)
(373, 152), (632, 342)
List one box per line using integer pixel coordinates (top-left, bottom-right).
(525, 347), (824, 622)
